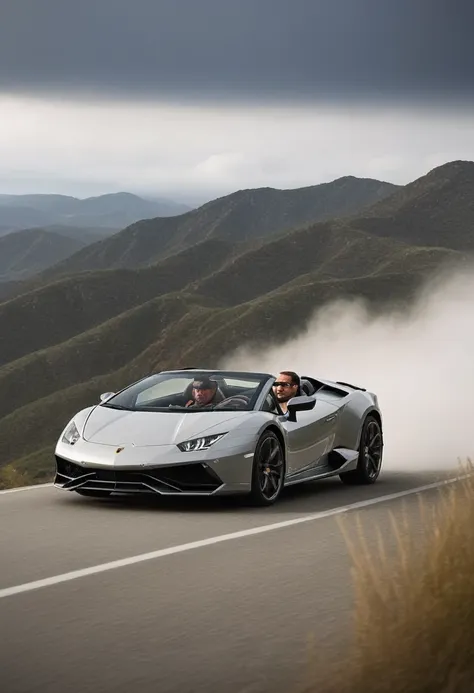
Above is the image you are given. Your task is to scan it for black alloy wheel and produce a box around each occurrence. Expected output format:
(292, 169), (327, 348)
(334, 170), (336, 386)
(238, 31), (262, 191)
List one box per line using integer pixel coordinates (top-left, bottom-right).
(250, 430), (285, 506)
(340, 415), (383, 485)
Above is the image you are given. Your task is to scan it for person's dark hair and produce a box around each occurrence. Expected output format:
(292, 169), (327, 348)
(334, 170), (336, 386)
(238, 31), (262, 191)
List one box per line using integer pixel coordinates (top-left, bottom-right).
(279, 371), (300, 386)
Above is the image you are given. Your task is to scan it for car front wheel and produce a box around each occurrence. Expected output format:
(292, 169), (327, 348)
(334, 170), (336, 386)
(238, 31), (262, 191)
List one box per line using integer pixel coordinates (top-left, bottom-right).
(249, 430), (285, 506)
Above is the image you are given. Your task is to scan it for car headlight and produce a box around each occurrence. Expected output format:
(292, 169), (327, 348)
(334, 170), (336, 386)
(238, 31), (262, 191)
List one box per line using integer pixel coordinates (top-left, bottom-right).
(62, 421), (80, 445)
(177, 433), (227, 452)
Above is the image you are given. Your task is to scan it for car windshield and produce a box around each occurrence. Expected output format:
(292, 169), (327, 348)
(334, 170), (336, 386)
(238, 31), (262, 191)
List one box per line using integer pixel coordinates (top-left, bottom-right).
(101, 371), (271, 412)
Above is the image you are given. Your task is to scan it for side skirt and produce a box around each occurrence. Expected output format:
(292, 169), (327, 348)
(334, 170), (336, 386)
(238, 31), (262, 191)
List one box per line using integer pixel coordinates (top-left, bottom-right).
(283, 447), (359, 487)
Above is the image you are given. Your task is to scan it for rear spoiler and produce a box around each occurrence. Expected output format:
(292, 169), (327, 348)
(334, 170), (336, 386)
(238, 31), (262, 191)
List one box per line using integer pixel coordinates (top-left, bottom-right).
(336, 381), (366, 392)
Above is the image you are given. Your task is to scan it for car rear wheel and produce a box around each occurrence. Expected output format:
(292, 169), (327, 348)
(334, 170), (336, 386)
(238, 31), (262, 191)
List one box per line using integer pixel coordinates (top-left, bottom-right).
(249, 430), (285, 506)
(339, 415), (383, 485)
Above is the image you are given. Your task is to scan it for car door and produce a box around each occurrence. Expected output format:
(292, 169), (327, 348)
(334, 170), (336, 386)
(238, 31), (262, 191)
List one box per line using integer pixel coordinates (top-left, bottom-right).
(282, 399), (339, 477)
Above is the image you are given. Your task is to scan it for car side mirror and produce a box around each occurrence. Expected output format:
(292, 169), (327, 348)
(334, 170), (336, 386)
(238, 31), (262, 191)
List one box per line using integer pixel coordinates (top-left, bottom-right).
(99, 392), (115, 402)
(286, 395), (316, 422)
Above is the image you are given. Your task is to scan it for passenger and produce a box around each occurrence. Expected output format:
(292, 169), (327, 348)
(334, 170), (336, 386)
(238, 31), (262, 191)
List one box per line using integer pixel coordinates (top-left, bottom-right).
(272, 371), (300, 414)
(185, 377), (223, 409)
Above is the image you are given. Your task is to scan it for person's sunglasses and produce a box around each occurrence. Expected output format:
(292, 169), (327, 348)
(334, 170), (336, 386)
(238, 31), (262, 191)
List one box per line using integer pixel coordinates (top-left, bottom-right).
(273, 381), (294, 388)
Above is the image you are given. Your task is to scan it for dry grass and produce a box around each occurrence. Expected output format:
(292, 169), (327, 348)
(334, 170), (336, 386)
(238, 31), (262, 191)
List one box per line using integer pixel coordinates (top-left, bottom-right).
(307, 461), (474, 693)
(0, 462), (32, 489)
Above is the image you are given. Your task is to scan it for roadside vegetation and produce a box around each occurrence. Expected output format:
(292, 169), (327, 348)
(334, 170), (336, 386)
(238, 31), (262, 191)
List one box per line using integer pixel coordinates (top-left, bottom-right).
(304, 461), (474, 693)
(0, 446), (54, 489)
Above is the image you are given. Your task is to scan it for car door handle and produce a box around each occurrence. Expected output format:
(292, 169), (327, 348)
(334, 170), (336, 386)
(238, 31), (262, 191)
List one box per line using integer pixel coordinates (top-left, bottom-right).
(325, 414), (337, 422)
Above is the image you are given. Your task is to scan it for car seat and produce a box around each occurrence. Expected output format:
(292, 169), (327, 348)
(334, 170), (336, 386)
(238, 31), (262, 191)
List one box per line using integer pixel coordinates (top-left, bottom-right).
(300, 379), (316, 396)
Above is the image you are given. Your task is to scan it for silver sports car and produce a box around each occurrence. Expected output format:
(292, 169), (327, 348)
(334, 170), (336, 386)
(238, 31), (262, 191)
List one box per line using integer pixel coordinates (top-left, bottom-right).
(54, 369), (384, 506)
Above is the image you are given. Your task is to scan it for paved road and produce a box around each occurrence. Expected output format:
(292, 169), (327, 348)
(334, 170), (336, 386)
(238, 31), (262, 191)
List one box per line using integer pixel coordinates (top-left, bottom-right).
(0, 470), (458, 693)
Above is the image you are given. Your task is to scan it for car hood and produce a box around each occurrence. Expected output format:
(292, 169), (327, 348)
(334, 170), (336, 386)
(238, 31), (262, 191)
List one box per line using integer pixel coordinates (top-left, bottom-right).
(81, 406), (251, 447)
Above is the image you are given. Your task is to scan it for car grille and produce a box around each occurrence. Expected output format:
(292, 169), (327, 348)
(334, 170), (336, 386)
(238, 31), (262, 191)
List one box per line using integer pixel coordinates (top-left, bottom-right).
(55, 456), (223, 494)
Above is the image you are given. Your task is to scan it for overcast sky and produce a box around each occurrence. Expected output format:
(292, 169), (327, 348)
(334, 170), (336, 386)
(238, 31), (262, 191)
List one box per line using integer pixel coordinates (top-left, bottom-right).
(1, 0), (473, 201)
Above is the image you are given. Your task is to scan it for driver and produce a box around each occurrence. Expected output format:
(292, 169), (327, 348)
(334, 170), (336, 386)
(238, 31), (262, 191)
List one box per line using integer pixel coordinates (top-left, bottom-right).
(185, 377), (222, 409)
(272, 371), (300, 414)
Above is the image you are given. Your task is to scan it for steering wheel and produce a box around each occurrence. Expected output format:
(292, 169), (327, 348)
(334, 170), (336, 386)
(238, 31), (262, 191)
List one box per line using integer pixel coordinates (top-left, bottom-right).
(215, 395), (250, 409)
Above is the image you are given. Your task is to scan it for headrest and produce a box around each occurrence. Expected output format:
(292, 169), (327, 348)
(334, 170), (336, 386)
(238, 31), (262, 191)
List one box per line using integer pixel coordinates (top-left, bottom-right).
(300, 379), (315, 396)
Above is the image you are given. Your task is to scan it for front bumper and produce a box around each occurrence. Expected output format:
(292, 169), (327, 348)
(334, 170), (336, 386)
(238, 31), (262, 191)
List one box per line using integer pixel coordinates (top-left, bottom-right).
(54, 446), (254, 496)
(55, 456), (226, 495)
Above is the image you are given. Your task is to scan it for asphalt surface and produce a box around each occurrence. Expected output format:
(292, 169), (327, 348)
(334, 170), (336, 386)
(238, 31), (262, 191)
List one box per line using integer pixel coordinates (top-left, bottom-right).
(0, 470), (458, 693)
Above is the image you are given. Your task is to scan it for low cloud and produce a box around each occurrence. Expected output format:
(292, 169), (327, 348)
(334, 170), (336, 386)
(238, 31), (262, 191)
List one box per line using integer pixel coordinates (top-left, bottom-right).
(1, 95), (474, 199)
(223, 266), (474, 473)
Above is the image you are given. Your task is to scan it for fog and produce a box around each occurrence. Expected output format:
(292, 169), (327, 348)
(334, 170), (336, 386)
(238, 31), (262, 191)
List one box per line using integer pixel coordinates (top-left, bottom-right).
(223, 267), (474, 472)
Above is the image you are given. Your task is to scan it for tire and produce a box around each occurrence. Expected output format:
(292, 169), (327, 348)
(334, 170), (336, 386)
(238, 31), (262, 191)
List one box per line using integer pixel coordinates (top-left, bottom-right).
(75, 489), (112, 498)
(249, 430), (285, 506)
(339, 415), (383, 486)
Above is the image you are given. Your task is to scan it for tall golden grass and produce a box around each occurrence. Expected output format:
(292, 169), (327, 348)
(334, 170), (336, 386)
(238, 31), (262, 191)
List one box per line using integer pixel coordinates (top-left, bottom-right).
(311, 461), (474, 693)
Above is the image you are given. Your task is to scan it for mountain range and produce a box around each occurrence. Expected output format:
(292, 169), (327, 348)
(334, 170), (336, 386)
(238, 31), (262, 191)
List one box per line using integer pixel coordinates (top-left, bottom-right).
(0, 176), (396, 286)
(0, 191), (190, 238)
(0, 160), (472, 488)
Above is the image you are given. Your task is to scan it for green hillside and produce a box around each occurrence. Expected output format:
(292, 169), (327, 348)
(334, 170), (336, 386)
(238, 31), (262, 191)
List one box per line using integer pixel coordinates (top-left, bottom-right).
(353, 160), (474, 251)
(0, 238), (238, 367)
(0, 227), (87, 281)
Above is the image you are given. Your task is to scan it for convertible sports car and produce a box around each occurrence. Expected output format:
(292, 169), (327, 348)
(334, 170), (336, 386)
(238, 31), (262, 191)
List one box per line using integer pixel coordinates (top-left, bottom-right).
(54, 369), (384, 506)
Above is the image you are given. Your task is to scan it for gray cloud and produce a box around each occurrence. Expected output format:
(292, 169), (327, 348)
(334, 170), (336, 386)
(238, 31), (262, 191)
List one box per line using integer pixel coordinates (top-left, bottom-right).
(1, 0), (473, 102)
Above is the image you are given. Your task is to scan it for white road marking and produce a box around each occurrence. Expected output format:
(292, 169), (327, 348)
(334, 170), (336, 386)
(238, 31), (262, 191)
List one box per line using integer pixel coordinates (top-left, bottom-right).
(0, 474), (469, 600)
(0, 482), (53, 495)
